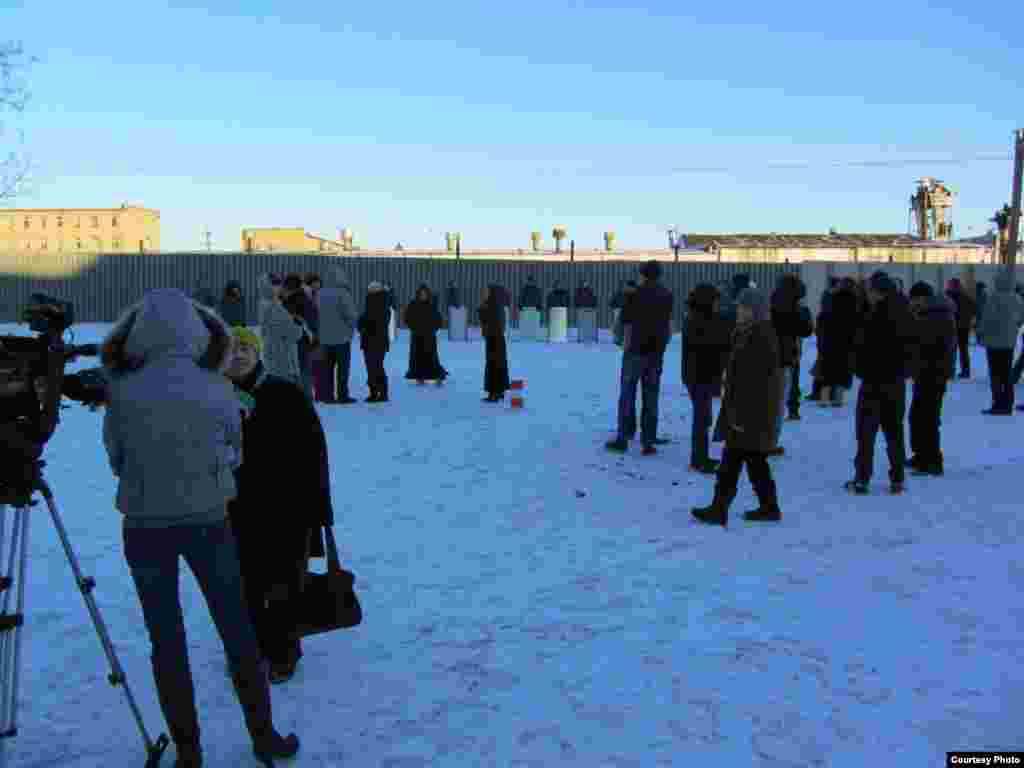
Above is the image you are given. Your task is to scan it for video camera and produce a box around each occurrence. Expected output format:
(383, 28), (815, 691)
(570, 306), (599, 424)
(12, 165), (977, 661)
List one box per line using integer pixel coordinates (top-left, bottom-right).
(0, 294), (102, 469)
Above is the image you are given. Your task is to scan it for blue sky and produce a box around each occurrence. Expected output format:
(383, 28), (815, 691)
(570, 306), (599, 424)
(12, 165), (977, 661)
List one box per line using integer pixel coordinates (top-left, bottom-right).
(3, 0), (1022, 251)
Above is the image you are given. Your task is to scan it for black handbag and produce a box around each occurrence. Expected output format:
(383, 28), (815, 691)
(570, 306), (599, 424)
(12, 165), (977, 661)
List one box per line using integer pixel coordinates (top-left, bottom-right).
(297, 527), (362, 637)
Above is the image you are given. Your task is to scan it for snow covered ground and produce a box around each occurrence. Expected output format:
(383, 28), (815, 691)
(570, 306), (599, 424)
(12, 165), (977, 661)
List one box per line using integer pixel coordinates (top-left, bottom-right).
(3, 322), (1022, 767)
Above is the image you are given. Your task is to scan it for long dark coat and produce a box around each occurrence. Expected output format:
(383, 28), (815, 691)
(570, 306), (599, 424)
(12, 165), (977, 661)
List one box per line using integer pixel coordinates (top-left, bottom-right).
(682, 308), (731, 394)
(405, 294), (448, 381)
(228, 364), (334, 584)
(479, 293), (510, 395)
(819, 288), (860, 388)
(721, 320), (783, 453)
(358, 291), (391, 354)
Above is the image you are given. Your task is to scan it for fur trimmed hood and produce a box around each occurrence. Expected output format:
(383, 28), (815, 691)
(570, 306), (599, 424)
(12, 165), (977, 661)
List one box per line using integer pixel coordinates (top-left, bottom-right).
(102, 289), (232, 375)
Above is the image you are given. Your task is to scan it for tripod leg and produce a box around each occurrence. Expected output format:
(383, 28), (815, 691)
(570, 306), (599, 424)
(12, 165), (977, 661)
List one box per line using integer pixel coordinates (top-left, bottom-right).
(0, 504), (28, 768)
(34, 483), (169, 767)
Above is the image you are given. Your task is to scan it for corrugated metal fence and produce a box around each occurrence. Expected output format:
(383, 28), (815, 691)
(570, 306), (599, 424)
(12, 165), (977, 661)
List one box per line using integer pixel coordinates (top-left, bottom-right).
(0, 252), (798, 328)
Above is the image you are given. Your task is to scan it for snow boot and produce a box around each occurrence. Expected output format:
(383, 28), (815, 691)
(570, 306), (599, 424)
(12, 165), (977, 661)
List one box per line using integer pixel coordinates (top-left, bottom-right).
(231, 659), (300, 767)
(365, 391), (379, 403)
(605, 439), (628, 453)
(743, 504), (781, 522)
(906, 454), (922, 470)
(641, 444), (657, 456)
(766, 446), (784, 457)
(786, 409), (801, 421)
(890, 481), (905, 494)
(691, 489), (734, 527)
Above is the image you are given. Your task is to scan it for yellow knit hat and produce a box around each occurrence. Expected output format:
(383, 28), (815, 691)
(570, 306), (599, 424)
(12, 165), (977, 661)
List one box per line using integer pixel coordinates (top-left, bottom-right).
(231, 326), (263, 353)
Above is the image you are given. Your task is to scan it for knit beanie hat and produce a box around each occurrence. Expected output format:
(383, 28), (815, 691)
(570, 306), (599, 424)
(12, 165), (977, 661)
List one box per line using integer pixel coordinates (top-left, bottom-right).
(909, 281), (934, 299)
(231, 325), (263, 353)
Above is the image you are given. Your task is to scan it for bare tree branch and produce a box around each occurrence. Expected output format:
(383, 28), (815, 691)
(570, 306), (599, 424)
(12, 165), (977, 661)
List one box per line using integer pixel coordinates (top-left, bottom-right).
(0, 41), (37, 202)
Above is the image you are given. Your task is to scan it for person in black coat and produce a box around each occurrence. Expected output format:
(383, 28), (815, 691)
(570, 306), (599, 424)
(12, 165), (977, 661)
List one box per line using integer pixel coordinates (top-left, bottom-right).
(575, 282), (597, 309)
(946, 278), (976, 378)
(770, 274), (814, 432)
(405, 284), (448, 384)
(846, 272), (914, 495)
(225, 328), (334, 685)
(358, 283), (391, 402)
(682, 283), (731, 472)
(818, 278), (860, 407)
(220, 280), (247, 327)
(607, 260), (673, 454)
(547, 282), (570, 311)
(479, 284), (510, 401)
(519, 277), (543, 311)
(906, 282), (956, 476)
(807, 278), (840, 401)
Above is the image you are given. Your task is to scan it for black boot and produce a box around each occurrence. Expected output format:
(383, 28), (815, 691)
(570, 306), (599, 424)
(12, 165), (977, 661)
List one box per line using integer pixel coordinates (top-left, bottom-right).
(378, 379), (390, 403)
(231, 659), (300, 767)
(743, 503), (781, 522)
(691, 489), (734, 527)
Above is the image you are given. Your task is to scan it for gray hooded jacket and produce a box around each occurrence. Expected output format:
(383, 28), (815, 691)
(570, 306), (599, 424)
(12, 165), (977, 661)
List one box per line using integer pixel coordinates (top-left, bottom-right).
(102, 289), (241, 528)
(977, 271), (1024, 350)
(257, 275), (303, 382)
(317, 268), (358, 345)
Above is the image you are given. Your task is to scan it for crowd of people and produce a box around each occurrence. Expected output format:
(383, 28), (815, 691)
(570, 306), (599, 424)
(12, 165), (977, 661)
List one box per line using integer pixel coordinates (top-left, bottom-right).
(94, 262), (1022, 765)
(603, 262), (1024, 526)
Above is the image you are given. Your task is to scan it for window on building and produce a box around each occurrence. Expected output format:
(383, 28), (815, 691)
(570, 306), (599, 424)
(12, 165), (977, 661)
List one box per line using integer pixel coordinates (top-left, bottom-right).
(75, 239), (82, 251)
(56, 216), (63, 228)
(24, 217), (30, 230)
(41, 240), (48, 251)
(41, 217), (47, 229)
(91, 216), (99, 228)
(73, 217), (80, 228)
(112, 216), (118, 227)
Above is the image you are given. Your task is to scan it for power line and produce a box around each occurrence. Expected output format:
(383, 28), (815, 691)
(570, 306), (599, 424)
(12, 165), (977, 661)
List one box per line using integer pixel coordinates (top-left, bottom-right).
(574, 152), (1011, 178)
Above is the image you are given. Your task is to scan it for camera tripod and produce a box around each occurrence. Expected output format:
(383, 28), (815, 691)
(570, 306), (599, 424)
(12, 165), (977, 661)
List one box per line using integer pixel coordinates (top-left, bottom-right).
(0, 459), (168, 767)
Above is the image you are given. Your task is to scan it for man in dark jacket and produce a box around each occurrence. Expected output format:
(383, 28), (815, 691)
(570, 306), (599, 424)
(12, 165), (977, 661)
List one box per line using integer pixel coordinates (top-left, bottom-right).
(219, 281), (247, 327)
(519, 277), (543, 311)
(906, 282), (956, 476)
(682, 284), (731, 472)
(607, 261), (673, 454)
(846, 272), (914, 495)
(575, 282), (597, 309)
(225, 327), (334, 685)
(692, 287), (783, 526)
(547, 282), (570, 310)
(358, 283), (392, 402)
(946, 278), (976, 378)
(770, 274), (814, 435)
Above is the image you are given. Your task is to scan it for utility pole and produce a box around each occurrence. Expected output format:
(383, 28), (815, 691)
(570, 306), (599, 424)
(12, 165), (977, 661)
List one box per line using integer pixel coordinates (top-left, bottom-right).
(201, 225), (213, 253)
(1005, 129), (1024, 278)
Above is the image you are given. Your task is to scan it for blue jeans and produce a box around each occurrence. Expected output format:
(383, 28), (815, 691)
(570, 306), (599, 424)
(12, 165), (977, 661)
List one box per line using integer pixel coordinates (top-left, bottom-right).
(123, 519), (264, 744)
(617, 352), (662, 445)
(686, 381), (716, 465)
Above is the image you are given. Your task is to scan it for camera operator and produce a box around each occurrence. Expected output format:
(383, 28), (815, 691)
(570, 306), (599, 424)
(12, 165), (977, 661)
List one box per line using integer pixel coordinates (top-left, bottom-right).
(100, 288), (299, 767)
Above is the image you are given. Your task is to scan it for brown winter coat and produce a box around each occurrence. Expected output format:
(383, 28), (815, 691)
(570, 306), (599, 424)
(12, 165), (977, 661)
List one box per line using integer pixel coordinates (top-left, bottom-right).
(721, 319), (783, 453)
